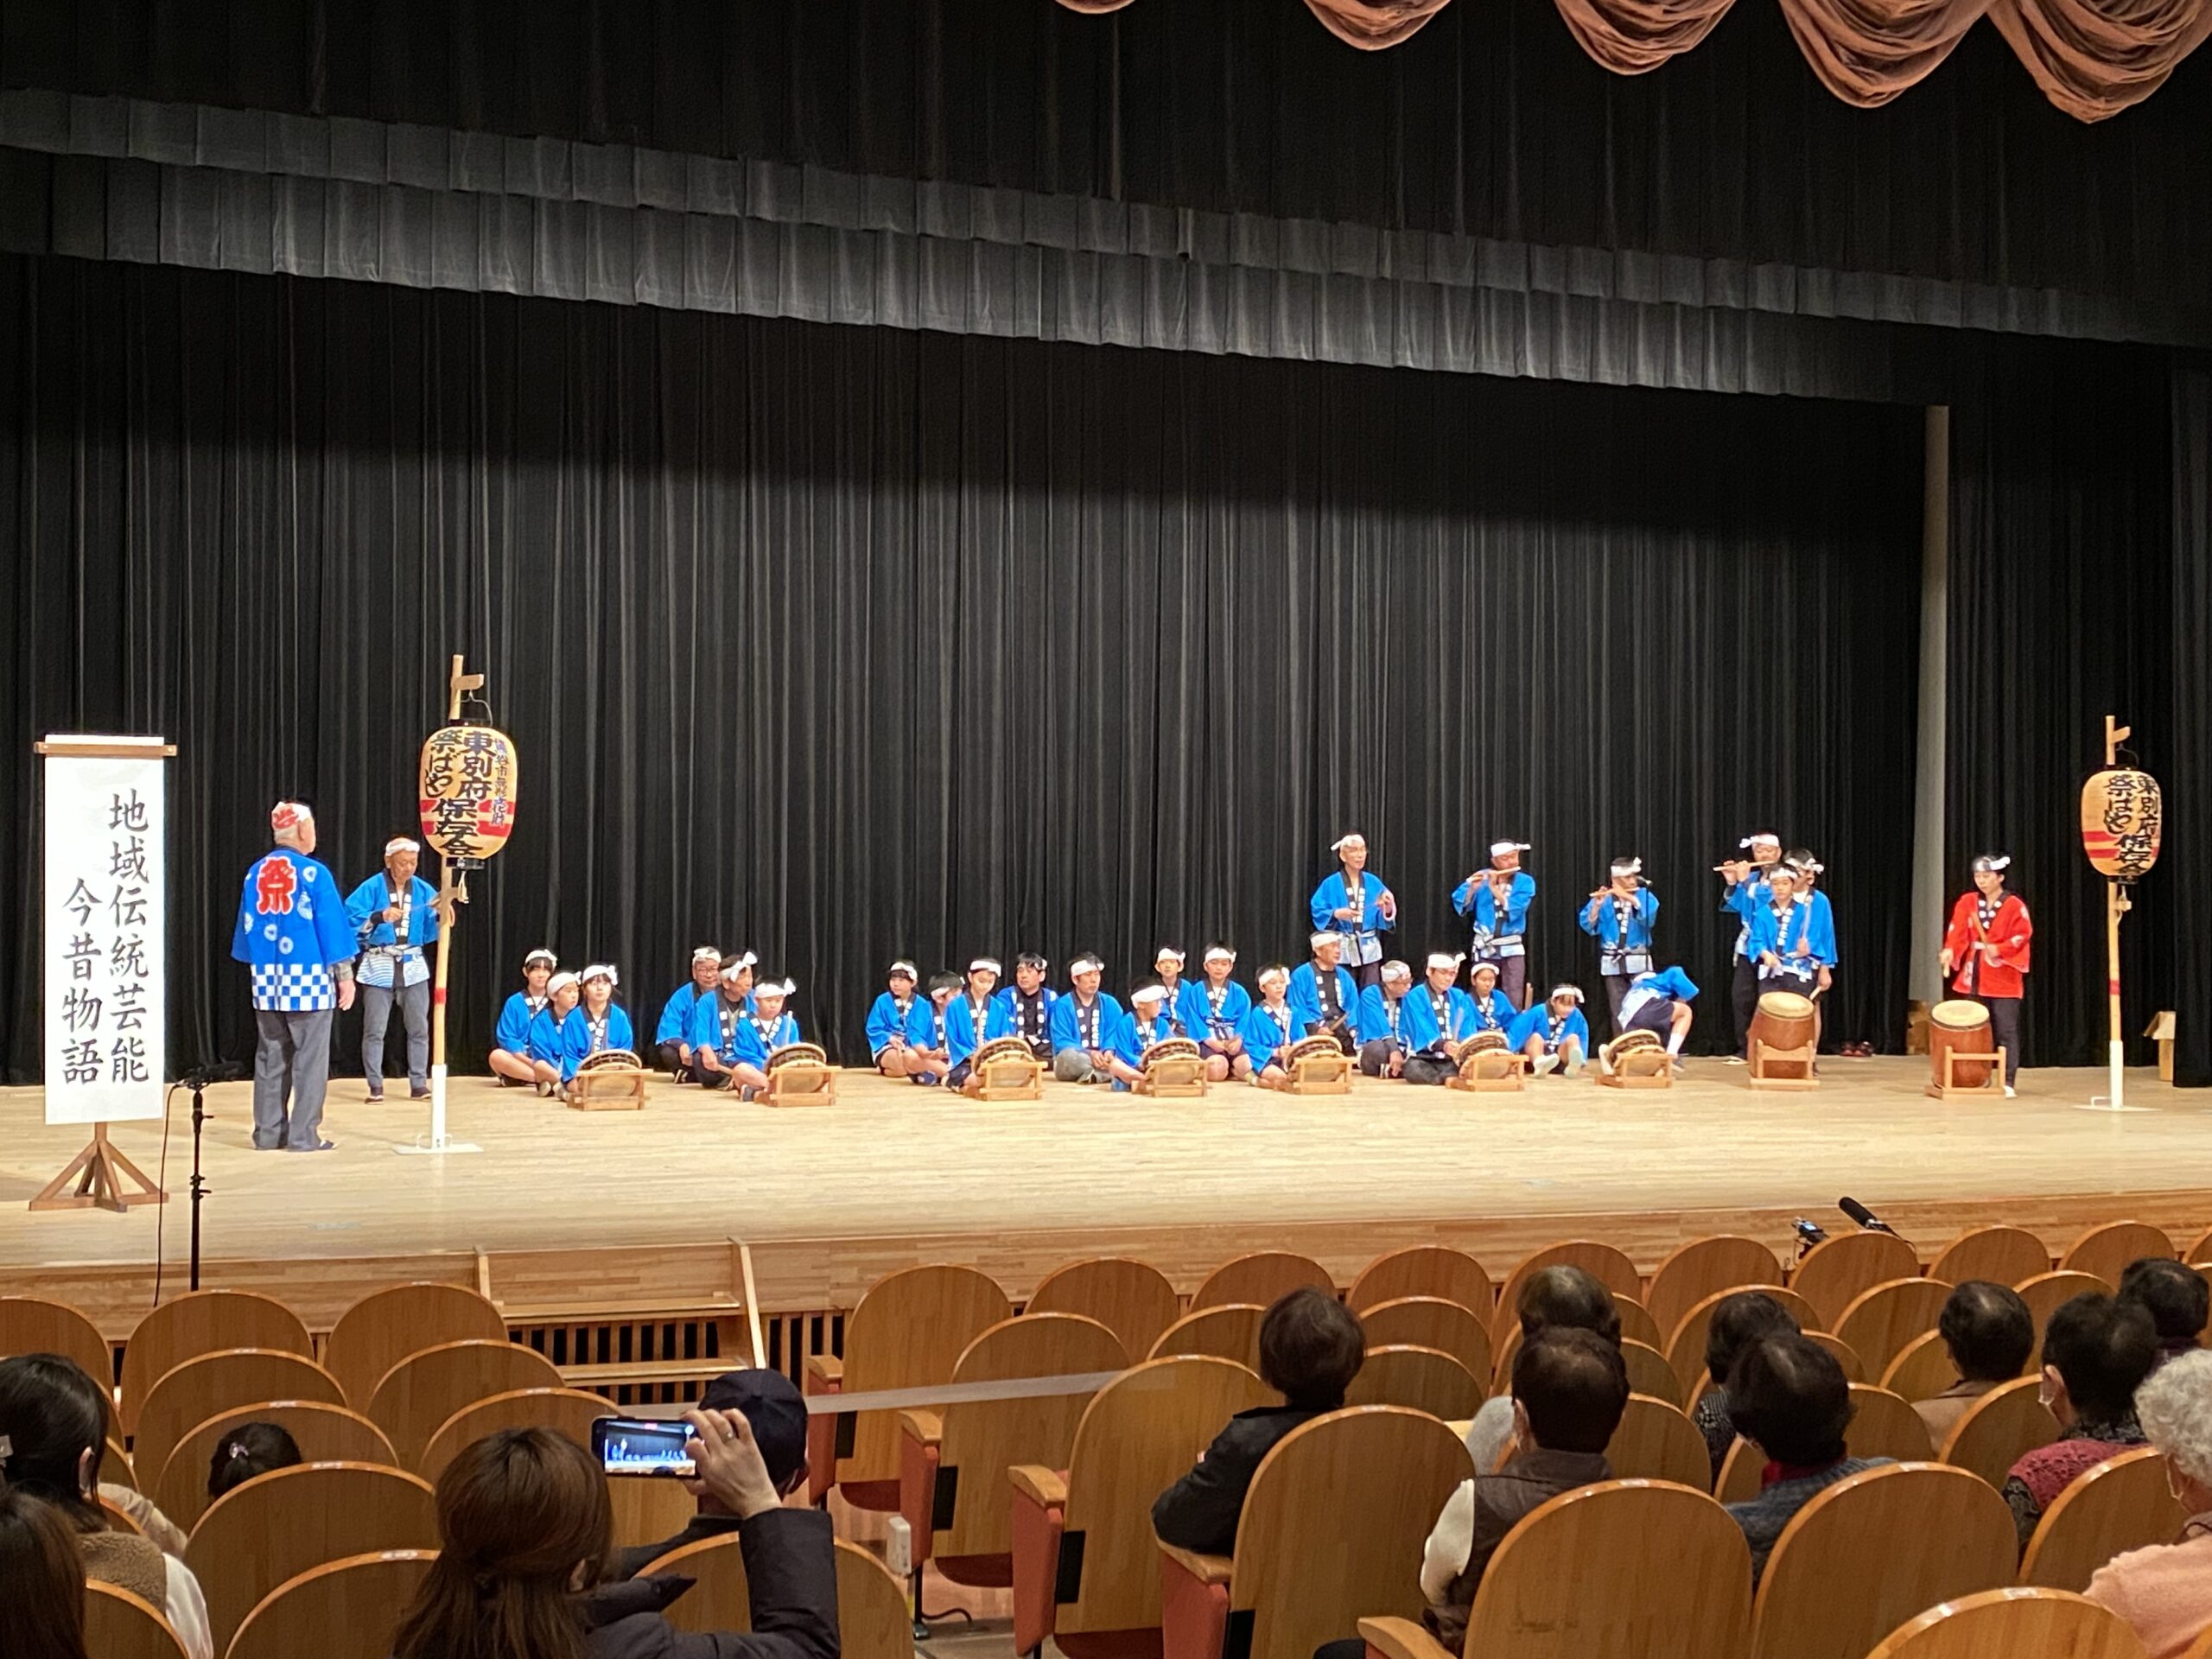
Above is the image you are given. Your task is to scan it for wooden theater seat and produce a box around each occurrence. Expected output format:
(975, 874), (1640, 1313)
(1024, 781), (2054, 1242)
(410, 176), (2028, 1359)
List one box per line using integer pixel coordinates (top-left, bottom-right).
(1158, 1407), (1470, 1659)
(898, 1312), (1128, 1587)
(323, 1282), (510, 1408)
(1190, 1251), (1333, 1312)
(1346, 1246), (1493, 1317)
(131, 1348), (340, 1495)
(643, 1533), (913, 1659)
(1929, 1225), (2052, 1287)
(1358, 1296), (1493, 1382)
(1620, 1339), (1684, 1407)
(1009, 1355), (1270, 1659)
(1491, 1241), (1641, 1343)
(1846, 1384), (1936, 1461)
(1805, 1332), (1866, 1382)
(0, 1294), (115, 1388)
(154, 1398), (397, 1530)
(1358, 1478), (1753, 1659)
(2018, 1270), (2116, 1332)
(1645, 1236), (1784, 1344)
(1715, 1435), (1764, 1504)
(1613, 1295), (1665, 1351)
(1605, 1395), (1712, 1491)
(365, 1338), (563, 1467)
(1881, 1327), (1968, 1402)
(85, 1580), (189, 1659)
(2019, 1446), (2187, 1591)
(1836, 1278), (1955, 1377)
(185, 1461), (437, 1656)
(1027, 1256), (1184, 1359)
(1344, 1345), (1483, 1420)
(1666, 1286), (1820, 1395)
(1939, 1376), (2059, 1489)
(1863, 1586), (2148, 1658)
(120, 1290), (313, 1433)
(1148, 1304), (1264, 1368)
(1789, 1231), (1919, 1332)
(2061, 1221), (2176, 1285)
(1748, 1463), (2018, 1659)
(226, 1548), (438, 1659)
(804, 1263), (1013, 1510)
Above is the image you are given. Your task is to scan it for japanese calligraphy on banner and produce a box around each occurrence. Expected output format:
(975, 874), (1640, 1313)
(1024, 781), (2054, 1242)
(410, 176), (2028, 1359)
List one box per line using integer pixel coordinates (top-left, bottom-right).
(42, 738), (168, 1126)
(2082, 767), (2164, 882)
(418, 722), (519, 863)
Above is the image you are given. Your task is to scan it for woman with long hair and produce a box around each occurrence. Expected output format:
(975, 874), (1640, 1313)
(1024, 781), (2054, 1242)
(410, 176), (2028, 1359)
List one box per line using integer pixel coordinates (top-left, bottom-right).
(391, 1406), (838, 1659)
(0, 1488), (91, 1659)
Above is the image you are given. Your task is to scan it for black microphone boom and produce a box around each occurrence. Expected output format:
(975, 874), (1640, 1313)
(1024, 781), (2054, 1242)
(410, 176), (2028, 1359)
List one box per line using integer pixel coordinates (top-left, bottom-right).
(1838, 1196), (1898, 1236)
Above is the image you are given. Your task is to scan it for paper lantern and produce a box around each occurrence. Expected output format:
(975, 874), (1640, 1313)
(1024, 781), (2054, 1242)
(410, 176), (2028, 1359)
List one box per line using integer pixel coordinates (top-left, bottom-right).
(2081, 767), (2162, 881)
(418, 723), (519, 862)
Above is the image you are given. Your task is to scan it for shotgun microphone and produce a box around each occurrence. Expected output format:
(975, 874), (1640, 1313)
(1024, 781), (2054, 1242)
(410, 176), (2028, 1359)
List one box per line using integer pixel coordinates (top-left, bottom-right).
(1839, 1197), (1897, 1235)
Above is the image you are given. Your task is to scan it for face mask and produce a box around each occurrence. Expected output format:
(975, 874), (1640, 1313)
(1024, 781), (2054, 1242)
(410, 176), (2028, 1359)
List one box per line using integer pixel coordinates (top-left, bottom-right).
(2037, 1375), (2059, 1411)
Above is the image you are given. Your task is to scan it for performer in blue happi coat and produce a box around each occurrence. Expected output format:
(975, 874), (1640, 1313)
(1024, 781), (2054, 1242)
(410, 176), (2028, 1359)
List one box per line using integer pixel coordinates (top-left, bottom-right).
(690, 953), (764, 1090)
(1242, 965), (1302, 1089)
(491, 947), (557, 1086)
(1612, 964), (1698, 1074)
(1453, 839), (1536, 1010)
(561, 963), (636, 1082)
(995, 953), (1058, 1060)
(1151, 948), (1200, 1038)
(867, 959), (922, 1076)
(1309, 832), (1398, 993)
(1401, 953), (1479, 1085)
(654, 944), (723, 1081)
(1048, 954), (1124, 1084)
(1579, 855), (1660, 1035)
(346, 835), (442, 1103)
(1747, 862), (1834, 996)
(527, 971), (581, 1095)
(721, 978), (802, 1098)
(1463, 961), (1519, 1036)
(1287, 931), (1362, 1051)
(945, 957), (1016, 1088)
(1507, 984), (1592, 1077)
(1105, 981), (1179, 1089)
(901, 971), (961, 1085)
(232, 800), (359, 1151)
(1356, 961), (1417, 1078)
(1180, 944), (1253, 1083)
(1718, 830), (1783, 1059)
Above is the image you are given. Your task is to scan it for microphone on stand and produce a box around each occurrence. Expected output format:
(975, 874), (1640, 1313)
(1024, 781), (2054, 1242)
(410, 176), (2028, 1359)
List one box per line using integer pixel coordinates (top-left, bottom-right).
(1839, 1197), (1899, 1236)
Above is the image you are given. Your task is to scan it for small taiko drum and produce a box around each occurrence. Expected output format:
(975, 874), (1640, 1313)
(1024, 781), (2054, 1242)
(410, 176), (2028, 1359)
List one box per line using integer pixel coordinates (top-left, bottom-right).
(1455, 1028), (1518, 1084)
(1463, 1029), (1510, 1057)
(1140, 1036), (1206, 1096)
(1929, 999), (1994, 1088)
(972, 1036), (1034, 1071)
(1286, 1035), (1345, 1068)
(1600, 1029), (1665, 1070)
(766, 1042), (830, 1073)
(568, 1048), (646, 1111)
(1750, 991), (1816, 1055)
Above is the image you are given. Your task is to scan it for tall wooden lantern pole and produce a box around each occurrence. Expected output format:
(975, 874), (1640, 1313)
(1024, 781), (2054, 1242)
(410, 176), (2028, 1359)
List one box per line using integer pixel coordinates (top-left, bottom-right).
(397, 655), (518, 1156)
(2080, 715), (2161, 1111)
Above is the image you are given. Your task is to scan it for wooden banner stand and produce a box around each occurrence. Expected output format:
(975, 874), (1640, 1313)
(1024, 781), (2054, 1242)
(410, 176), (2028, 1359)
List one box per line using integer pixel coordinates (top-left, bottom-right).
(30, 1123), (165, 1213)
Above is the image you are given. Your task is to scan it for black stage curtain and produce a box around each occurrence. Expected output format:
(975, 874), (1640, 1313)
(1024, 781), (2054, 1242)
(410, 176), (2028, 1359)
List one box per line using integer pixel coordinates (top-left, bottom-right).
(5, 0), (2209, 315)
(1946, 341), (2177, 1068)
(0, 251), (1923, 1077)
(2171, 359), (2211, 1087)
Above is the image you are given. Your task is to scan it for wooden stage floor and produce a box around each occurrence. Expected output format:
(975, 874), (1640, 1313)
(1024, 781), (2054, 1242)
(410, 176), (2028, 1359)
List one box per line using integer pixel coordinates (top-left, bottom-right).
(4, 1059), (2210, 1330)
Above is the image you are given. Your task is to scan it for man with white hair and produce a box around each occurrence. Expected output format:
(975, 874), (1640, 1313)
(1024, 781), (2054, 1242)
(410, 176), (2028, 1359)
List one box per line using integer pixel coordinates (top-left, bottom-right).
(1310, 832), (1397, 992)
(345, 836), (442, 1103)
(2087, 1349), (2212, 1656)
(231, 801), (358, 1151)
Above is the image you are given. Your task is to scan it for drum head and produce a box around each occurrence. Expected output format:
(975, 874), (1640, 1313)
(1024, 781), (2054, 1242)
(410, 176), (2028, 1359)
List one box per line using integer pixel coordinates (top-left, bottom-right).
(1757, 991), (1815, 1019)
(1465, 1030), (1510, 1054)
(1930, 999), (1990, 1030)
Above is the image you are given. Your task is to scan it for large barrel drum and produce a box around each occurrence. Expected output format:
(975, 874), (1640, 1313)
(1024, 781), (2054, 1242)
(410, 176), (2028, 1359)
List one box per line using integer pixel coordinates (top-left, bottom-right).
(1929, 999), (1994, 1088)
(1749, 990), (1815, 1055)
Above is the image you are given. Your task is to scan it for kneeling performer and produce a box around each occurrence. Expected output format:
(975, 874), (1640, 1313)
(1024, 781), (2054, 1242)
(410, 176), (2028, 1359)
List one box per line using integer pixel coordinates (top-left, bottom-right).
(1509, 984), (1591, 1077)
(1357, 961), (1415, 1078)
(1611, 966), (1697, 1074)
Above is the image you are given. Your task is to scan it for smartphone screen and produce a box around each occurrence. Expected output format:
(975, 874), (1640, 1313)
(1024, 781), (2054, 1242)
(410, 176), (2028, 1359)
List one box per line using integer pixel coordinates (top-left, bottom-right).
(590, 1416), (696, 1478)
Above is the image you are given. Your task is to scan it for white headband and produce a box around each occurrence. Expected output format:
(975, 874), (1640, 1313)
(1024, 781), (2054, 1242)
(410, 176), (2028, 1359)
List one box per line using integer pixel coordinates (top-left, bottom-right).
(270, 801), (313, 833)
(755, 978), (795, 997)
(524, 948), (556, 969)
(581, 963), (618, 987)
(1790, 856), (1826, 876)
(546, 971), (579, 995)
(1069, 955), (1104, 976)
(1469, 960), (1499, 978)
(720, 957), (754, 983)
(1740, 834), (1781, 849)
(385, 836), (420, 857)
(1974, 855), (2012, 872)
(1131, 983), (1168, 1006)
(692, 945), (721, 963)
(1258, 966), (1290, 988)
(1308, 931), (1338, 951)
(968, 957), (1002, 975)
(1489, 840), (1529, 857)
(1611, 857), (1643, 877)
(1332, 834), (1365, 852)
(1204, 946), (1236, 964)
(888, 959), (918, 978)
(1382, 961), (1412, 982)
(1155, 946), (1185, 963)
(1426, 952), (1465, 971)
(1550, 983), (1585, 1003)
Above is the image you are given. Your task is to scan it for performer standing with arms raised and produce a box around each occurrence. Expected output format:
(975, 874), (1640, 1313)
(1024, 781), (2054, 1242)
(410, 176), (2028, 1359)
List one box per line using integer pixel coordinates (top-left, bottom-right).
(1580, 855), (1658, 1034)
(346, 836), (440, 1103)
(1717, 831), (1783, 1062)
(232, 801), (357, 1151)
(1311, 832), (1396, 993)
(1453, 840), (1535, 1009)
(1941, 854), (2032, 1096)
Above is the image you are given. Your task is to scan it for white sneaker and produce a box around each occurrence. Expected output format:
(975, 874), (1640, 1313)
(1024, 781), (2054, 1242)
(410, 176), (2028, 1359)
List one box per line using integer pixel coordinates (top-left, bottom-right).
(1564, 1054), (1586, 1077)
(2005, 1085), (2017, 1098)
(1531, 1053), (1560, 1077)
(1722, 1055), (1747, 1066)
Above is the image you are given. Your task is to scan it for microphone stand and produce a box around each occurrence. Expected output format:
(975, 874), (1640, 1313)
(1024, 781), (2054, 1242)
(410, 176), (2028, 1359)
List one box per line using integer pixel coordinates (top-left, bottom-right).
(188, 1072), (211, 1291)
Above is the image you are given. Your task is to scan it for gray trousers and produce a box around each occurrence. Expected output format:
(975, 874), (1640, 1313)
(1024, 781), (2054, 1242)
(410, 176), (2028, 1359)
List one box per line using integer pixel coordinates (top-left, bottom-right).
(253, 1006), (333, 1148)
(360, 976), (431, 1095)
(1053, 1047), (1106, 1084)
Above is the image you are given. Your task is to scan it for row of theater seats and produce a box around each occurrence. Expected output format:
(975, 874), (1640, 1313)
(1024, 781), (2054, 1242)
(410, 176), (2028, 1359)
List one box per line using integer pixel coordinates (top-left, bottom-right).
(4, 1214), (2205, 1659)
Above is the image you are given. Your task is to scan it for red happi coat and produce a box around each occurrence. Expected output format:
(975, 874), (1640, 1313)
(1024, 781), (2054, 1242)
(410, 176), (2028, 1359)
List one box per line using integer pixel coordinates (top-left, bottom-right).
(1943, 891), (2033, 998)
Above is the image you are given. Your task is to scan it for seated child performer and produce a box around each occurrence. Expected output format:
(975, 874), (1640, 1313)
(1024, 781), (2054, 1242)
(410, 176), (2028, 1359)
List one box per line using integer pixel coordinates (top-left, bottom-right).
(996, 952), (1058, 1059)
(1182, 944), (1253, 1083)
(1154, 947), (1197, 1035)
(1243, 963), (1302, 1090)
(1610, 965), (1696, 1073)
(1465, 960), (1518, 1036)
(528, 970), (582, 1095)
(1402, 952), (1478, 1085)
(1357, 961), (1418, 1078)
(654, 945), (721, 1081)
(560, 963), (635, 1083)
(866, 959), (922, 1077)
(489, 947), (556, 1085)
(1288, 931), (1363, 1052)
(902, 971), (961, 1085)
(1455, 839), (1535, 1009)
(1048, 953), (1125, 1084)
(1509, 983), (1592, 1077)
(690, 952), (762, 1090)
(945, 957), (1015, 1090)
(1106, 980), (1178, 1088)
(723, 977), (802, 1099)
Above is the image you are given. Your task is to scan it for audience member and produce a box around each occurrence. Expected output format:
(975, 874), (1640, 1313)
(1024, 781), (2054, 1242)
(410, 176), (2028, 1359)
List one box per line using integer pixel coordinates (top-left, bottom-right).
(1723, 1334), (1890, 1584)
(206, 1422), (304, 1503)
(0, 1488), (91, 1659)
(1152, 1287), (1364, 1554)
(1692, 1292), (1798, 1478)
(1916, 1281), (2035, 1447)
(2120, 1259), (2211, 1368)
(1417, 1330), (1629, 1649)
(2005, 1293), (2157, 1550)
(1463, 1266), (1622, 1473)
(2087, 1351), (2212, 1658)
(391, 1414), (838, 1659)
(613, 1370), (810, 1577)
(0, 1353), (212, 1659)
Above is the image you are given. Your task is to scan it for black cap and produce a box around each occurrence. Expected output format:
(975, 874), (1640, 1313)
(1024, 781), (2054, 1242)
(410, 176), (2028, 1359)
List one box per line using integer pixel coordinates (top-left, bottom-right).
(699, 1368), (808, 1491)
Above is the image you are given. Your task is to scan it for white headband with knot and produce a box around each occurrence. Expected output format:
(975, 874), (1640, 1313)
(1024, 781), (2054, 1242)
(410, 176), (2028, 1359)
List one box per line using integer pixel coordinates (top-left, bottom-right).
(524, 948), (557, 969)
(1974, 855), (2012, 872)
(1308, 930), (1338, 951)
(756, 978), (795, 997)
(692, 944), (722, 963)
(1611, 857), (1643, 877)
(385, 836), (420, 857)
(581, 963), (618, 987)
(969, 957), (1002, 975)
(1489, 840), (1530, 857)
(1426, 952), (1464, 971)
(546, 971), (579, 994)
(1332, 833), (1365, 852)
(1381, 961), (1412, 981)
(1131, 983), (1169, 1006)
(1790, 856), (1826, 876)
(1204, 946), (1236, 964)
(1550, 983), (1585, 1004)
(1258, 966), (1290, 987)
(1155, 946), (1185, 963)
(1069, 955), (1104, 976)
(888, 959), (918, 978)
(1741, 834), (1781, 849)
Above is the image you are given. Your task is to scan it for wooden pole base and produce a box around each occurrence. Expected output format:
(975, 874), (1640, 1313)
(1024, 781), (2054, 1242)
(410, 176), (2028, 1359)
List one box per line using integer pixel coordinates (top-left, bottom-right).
(30, 1124), (166, 1213)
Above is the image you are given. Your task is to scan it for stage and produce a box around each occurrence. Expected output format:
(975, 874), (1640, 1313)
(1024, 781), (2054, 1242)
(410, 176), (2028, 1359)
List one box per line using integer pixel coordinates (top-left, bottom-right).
(3, 1059), (2209, 1335)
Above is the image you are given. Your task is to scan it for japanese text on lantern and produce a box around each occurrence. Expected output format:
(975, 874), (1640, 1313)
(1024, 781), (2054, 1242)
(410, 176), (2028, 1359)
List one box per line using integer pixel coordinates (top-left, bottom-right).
(2081, 767), (2164, 883)
(43, 747), (167, 1125)
(417, 723), (518, 863)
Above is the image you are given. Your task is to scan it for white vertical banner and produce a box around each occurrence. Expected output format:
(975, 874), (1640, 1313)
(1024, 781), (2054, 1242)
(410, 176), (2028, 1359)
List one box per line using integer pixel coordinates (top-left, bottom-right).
(43, 736), (168, 1126)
